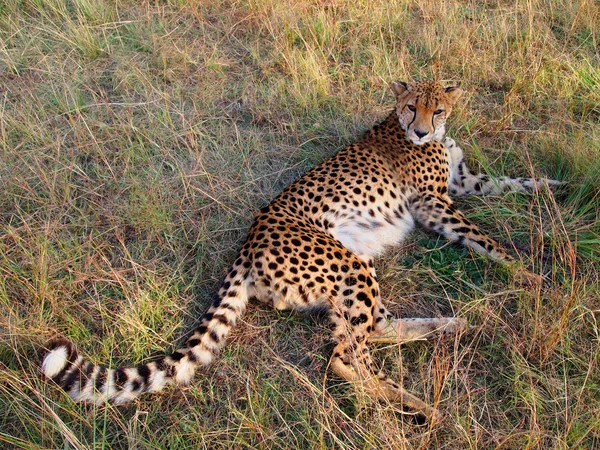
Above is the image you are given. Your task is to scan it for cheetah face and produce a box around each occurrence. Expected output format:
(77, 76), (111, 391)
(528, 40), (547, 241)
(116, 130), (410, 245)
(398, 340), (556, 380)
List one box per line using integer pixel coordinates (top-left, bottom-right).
(391, 80), (463, 145)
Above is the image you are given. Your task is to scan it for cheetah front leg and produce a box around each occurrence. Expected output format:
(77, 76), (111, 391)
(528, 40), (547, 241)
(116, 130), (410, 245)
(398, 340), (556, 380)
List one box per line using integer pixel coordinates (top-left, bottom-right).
(443, 137), (561, 197)
(411, 194), (543, 285)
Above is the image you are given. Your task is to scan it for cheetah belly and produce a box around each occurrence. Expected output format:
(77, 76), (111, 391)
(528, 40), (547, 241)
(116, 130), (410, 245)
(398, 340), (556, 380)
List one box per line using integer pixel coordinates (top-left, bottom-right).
(325, 211), (415, 258)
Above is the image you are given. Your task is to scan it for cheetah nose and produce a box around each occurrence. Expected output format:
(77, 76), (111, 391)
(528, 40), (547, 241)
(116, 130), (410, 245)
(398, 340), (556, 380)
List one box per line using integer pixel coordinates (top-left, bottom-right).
(414, 129), (428, 139)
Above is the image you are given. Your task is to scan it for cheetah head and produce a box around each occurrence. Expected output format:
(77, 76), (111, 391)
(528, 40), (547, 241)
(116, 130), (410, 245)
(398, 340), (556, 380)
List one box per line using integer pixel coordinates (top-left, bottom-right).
(391, 80), (463, 145)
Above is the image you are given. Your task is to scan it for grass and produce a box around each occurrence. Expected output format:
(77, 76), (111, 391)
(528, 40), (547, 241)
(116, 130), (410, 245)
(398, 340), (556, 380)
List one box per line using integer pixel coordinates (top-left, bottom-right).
(0, 0), (599, 448)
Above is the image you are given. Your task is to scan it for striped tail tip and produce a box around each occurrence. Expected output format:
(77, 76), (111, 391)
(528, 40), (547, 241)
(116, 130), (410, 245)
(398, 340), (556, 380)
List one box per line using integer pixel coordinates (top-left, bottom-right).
(40, 338), (78, 381)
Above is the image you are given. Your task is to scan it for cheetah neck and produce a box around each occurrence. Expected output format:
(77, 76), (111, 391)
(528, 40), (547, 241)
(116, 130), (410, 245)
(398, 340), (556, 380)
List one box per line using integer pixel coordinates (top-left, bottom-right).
(361, 110), (402, 142)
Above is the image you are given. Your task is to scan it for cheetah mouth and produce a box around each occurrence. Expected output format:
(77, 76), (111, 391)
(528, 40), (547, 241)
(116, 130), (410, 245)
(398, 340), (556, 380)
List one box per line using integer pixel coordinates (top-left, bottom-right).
(408, 136), (433, 146)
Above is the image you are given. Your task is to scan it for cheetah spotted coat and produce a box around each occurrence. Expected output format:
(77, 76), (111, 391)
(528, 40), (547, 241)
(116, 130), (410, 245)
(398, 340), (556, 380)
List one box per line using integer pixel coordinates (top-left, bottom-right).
(42, 81), (557, 420)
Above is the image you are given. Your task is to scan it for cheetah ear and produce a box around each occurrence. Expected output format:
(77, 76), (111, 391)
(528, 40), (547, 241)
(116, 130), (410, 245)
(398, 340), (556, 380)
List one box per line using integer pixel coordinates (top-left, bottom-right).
(445, 86), (463, 103)
(391, 81), (408, 97)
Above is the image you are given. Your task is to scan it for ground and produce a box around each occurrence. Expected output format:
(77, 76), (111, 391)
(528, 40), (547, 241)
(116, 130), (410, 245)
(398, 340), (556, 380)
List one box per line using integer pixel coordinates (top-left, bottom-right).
(0, 0), (599, 449)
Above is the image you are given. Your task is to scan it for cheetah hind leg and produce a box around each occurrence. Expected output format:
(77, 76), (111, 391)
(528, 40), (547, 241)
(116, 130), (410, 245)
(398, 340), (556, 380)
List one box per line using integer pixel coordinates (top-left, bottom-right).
(329, 304), (444, 422)
(329, 341), (442, 422)
(369, 317), (470, 344)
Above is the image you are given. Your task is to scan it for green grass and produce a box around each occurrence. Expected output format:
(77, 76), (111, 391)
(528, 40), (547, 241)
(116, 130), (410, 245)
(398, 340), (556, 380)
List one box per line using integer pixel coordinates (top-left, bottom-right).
(1, 0), (599, 448)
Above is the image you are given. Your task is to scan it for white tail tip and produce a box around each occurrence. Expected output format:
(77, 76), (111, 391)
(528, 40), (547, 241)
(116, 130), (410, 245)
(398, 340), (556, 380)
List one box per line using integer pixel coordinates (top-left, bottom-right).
(42, 345), (70, 378)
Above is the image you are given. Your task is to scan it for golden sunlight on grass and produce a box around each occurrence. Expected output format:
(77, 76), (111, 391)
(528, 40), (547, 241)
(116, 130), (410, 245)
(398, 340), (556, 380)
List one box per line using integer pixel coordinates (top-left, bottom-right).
(0, 0), (598, 448)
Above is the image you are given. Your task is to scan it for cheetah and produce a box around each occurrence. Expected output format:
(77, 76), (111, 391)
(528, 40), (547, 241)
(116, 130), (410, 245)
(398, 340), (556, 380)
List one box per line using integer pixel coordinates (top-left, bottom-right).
(41, 80), (559, 421)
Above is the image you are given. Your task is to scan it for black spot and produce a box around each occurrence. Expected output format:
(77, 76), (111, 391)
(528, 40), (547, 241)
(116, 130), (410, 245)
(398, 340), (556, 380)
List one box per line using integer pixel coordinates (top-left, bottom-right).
(213, 314), (229, 325)
(356, 292), (368, 302)
(94, 366), (107, 392)
(137, 365), (151, 384)
(114, 368), (128, 386)
(155, 357), (168, 371)
(350, 314), (368, 326)
(59, 361), (83, 390)
(171, 351), (185, 361)
(79, 362), (95, 390)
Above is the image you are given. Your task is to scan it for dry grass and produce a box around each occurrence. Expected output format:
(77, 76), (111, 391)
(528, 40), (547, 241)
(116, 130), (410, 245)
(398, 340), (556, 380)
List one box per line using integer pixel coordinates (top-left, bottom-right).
(1, 0), (599, 448)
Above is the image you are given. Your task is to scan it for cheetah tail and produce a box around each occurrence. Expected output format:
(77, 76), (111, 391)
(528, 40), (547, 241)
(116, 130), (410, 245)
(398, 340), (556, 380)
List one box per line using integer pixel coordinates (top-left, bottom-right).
(40, 267), (251, 405)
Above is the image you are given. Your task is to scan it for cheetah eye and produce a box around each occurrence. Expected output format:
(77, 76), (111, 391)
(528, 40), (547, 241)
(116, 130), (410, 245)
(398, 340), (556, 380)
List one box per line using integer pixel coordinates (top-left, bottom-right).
(407, 104), (416, 112)
(434, 109), (444, 115)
